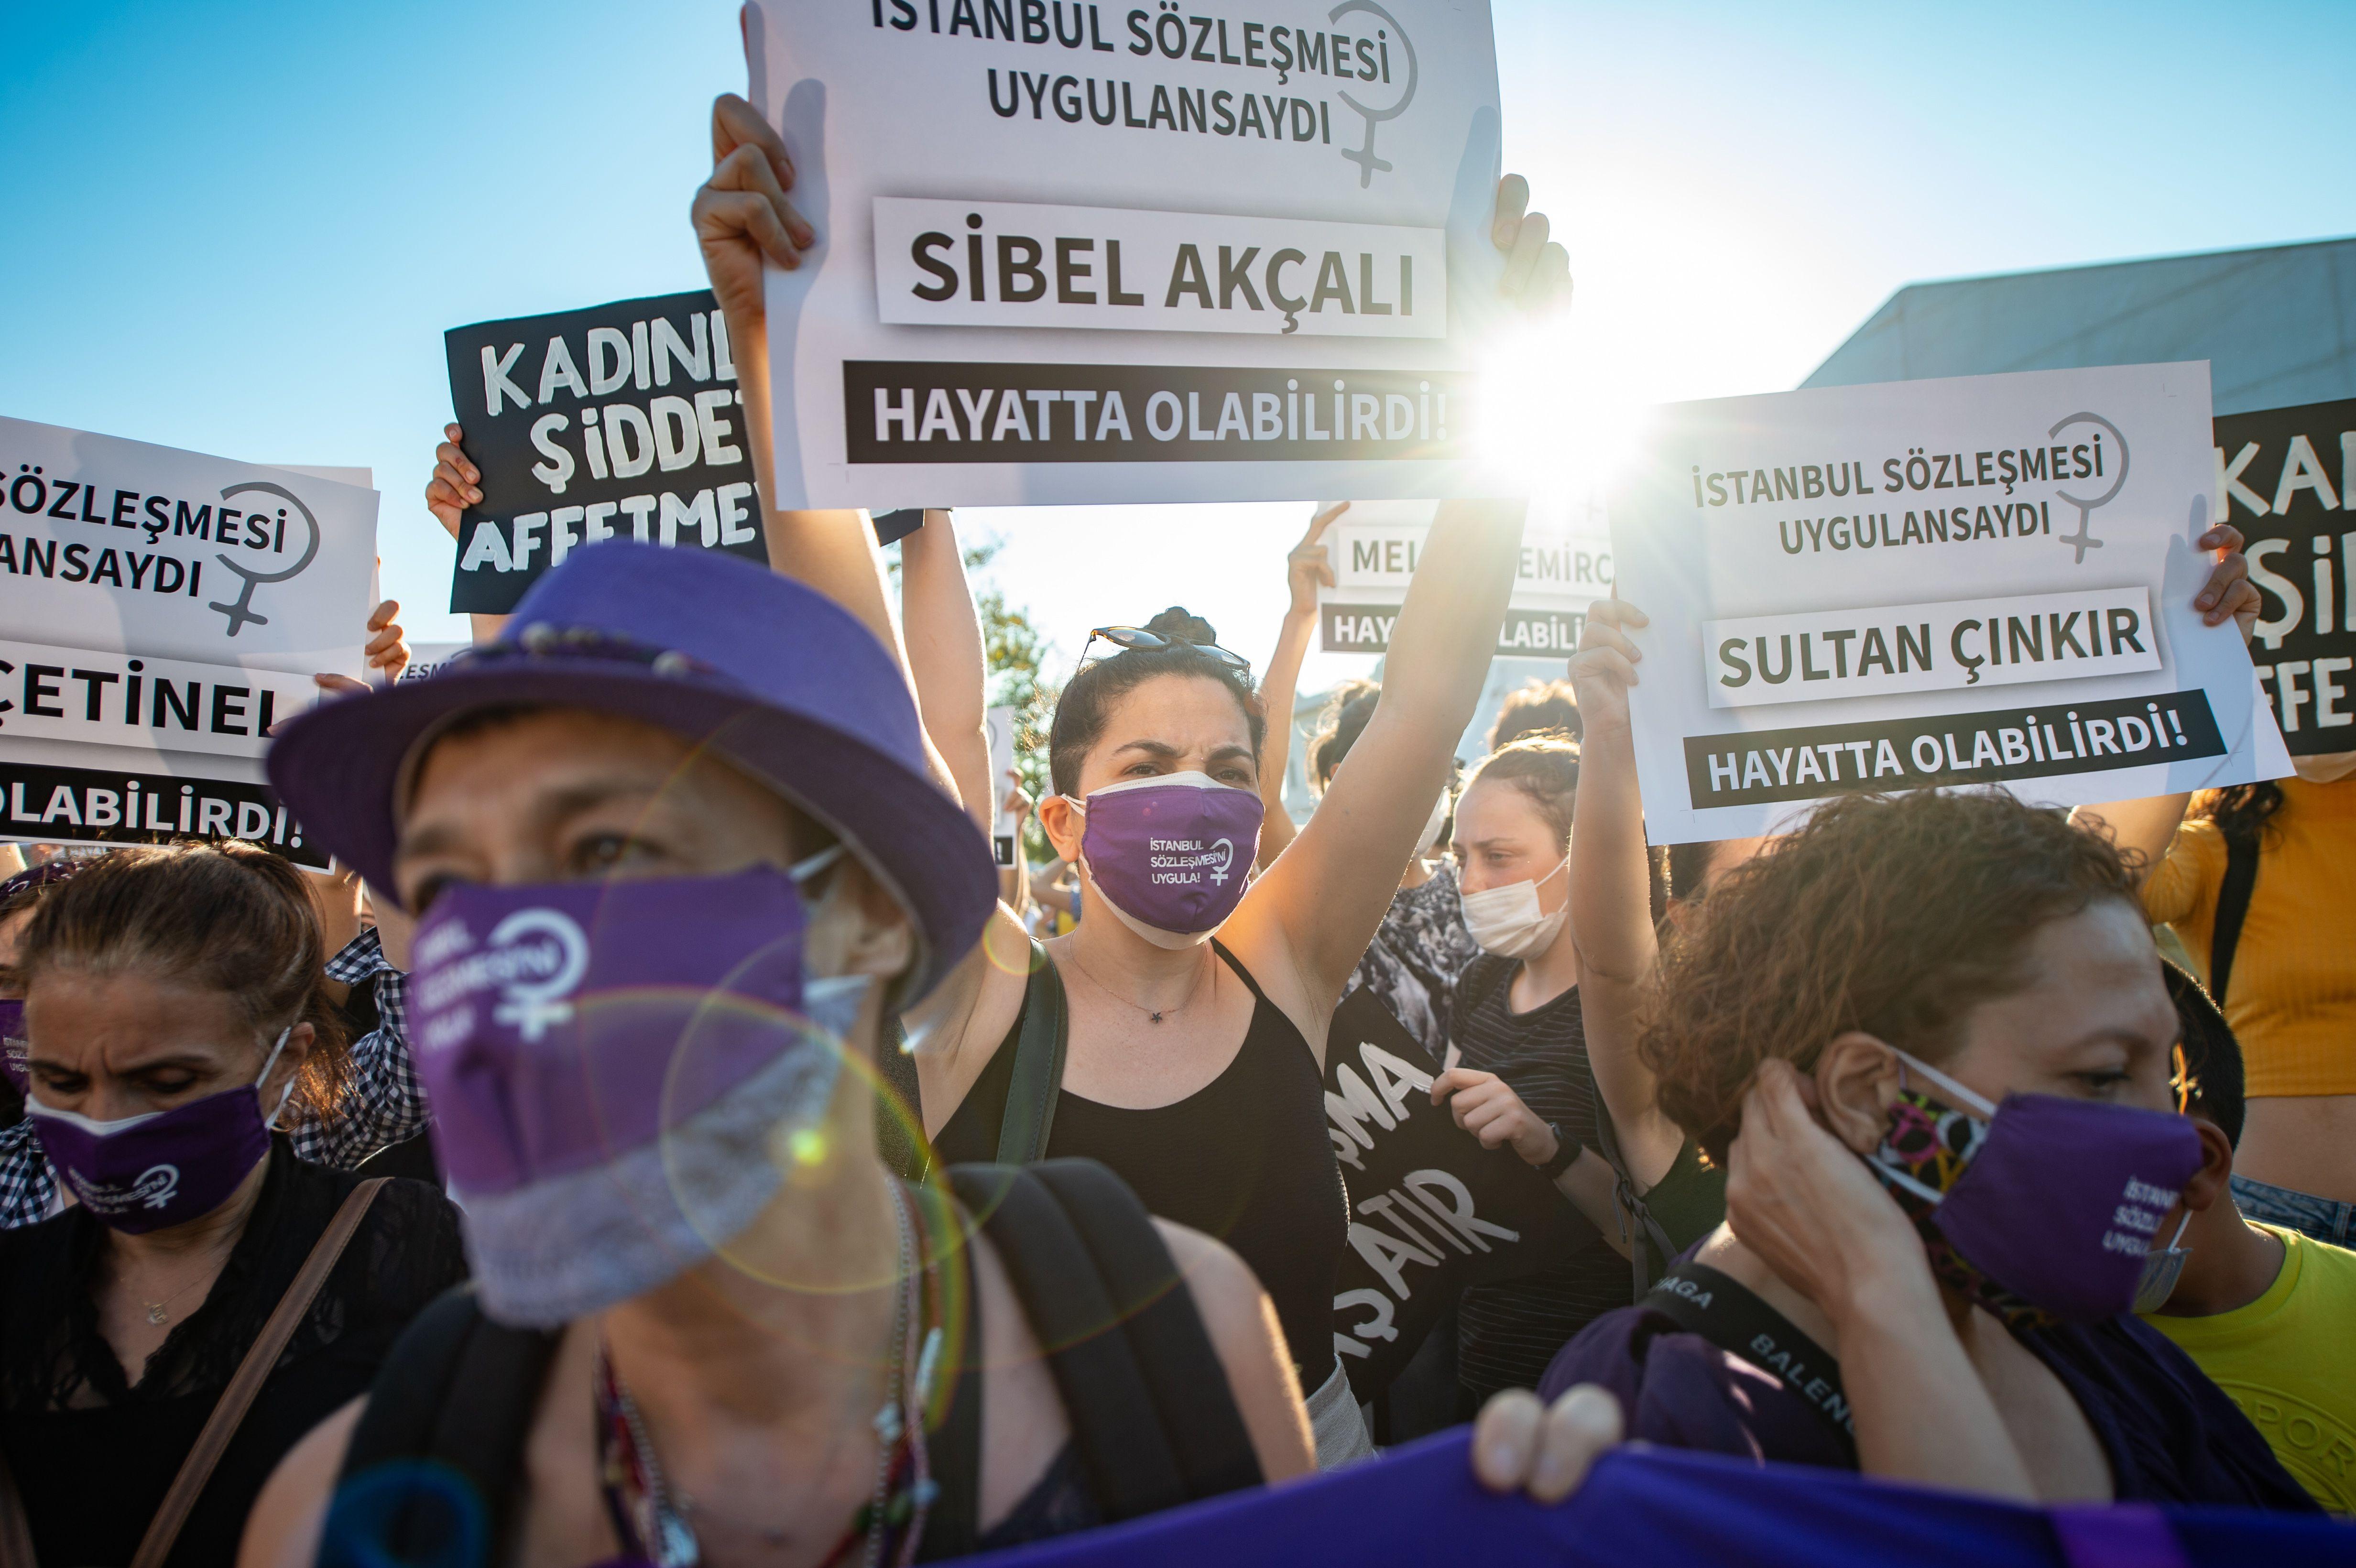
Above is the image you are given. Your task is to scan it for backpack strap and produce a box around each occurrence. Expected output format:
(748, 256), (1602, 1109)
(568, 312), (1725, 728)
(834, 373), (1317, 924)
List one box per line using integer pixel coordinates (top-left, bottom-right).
(2210, 827), (2260, 1003)
(331, 1286), (562, 1563)
(995, 941), (1068, 1165)
(948, 1161), (1259, 1524)
(1027, 1160), (1261, 1501)
(1588, 1103), (1679, 1298)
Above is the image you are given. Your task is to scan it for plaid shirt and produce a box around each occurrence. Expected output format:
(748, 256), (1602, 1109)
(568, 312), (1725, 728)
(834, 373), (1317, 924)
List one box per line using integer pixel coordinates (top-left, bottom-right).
(0, 928), (428, 1229)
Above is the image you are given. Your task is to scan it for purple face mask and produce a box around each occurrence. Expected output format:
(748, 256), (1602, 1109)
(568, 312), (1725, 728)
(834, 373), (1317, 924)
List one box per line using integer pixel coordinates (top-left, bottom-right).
(1068, 772), (1264, 949)
(27, 1030), (292, 1234)
(409, 860), (869, 1327)
(0, 1000), (26, 1092)
(1866, 1049), (2203, 1325)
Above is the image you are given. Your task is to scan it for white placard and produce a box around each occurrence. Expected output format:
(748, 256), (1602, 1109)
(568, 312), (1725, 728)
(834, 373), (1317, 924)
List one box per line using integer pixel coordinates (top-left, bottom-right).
(745, 0), (1506, 509)
(1316, 493), (1612, 655)
(1610, 362), (2291, 844)
(0, 419), (377, 863)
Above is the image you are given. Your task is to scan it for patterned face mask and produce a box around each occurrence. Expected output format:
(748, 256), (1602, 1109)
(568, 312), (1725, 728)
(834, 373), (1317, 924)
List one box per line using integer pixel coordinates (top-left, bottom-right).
(1864, 1050), (2202, 1328)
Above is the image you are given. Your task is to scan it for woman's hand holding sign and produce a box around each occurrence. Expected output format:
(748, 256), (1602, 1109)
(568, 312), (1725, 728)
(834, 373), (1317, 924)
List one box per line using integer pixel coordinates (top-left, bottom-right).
(693, 93), (815, 325)
(1432, 1067), (1559, 1166)
(1491, 173), (1571, 316)
(2191, 521), (2258, 635)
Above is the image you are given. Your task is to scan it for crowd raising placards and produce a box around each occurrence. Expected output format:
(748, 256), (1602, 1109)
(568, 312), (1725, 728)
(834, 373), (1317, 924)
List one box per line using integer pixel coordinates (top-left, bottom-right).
(6, 6), (2356, 1568)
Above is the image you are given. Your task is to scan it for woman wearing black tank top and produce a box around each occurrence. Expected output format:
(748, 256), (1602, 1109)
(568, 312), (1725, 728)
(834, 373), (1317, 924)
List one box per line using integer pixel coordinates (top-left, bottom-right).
(911, 256), (1570, 1463)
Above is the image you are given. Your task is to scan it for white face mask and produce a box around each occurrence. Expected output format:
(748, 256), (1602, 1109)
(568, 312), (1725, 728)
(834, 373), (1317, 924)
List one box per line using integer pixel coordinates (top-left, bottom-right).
(2131, 1212), (2194, 1313)
(1414, 787), (1451, 859)
(1458, 855), (1569, 958)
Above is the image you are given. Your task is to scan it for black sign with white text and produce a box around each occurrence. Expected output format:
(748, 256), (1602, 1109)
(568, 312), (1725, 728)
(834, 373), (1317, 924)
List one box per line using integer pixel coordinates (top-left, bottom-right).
(445, 290), (768, 613)
(1325, 988), (1595, 1400)
(2217, 397), (2356, 755)
(0, 757), (326, 868)
(844, 361), (1472, 465)
(1681, 687), (2225, 810)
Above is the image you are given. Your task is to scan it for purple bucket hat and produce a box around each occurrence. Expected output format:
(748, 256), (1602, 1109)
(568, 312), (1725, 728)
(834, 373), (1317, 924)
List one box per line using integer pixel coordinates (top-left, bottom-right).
(266, 541), (995, 1000)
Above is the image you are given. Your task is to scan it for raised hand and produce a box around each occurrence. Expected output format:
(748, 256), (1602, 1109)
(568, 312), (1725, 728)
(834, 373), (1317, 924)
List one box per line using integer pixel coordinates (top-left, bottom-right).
(362, 599), (407, 682)
(426, 425), (479, 543)
(2190, 522), (2258, 637)
(1565, 598), (1647, 733)
(1286, 502), (1347, 619)
(1491, 174), (1571, 316)
(692, 93), (817, 327)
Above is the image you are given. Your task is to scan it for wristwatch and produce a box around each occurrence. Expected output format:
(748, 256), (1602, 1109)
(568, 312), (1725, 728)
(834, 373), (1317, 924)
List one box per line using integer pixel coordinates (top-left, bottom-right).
(1539, 1121), (1582, 1180)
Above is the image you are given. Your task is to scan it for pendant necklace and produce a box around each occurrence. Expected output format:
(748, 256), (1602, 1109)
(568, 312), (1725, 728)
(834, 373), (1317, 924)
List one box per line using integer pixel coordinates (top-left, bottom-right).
(1065, 943), (1212, 1025)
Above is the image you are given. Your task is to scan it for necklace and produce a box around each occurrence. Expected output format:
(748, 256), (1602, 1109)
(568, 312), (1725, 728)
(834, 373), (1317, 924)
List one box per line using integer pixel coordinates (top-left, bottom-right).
(595, 1182), (944, 1568)
(1063, 942), (1213, 1025)
(140, 1271), (215, 1327)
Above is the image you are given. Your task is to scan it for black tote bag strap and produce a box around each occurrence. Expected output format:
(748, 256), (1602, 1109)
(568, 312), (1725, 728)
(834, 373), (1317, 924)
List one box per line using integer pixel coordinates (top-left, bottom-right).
(996, 940), (1069, 1165)
(1589, 1103), (1678, 1297)
(2210, 827), (2260, 1003)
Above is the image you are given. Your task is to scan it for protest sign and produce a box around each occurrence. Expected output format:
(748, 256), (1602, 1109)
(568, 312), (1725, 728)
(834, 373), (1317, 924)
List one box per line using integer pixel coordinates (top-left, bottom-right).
(0, 417), (376, 865)
(1324, 987), (1594, 1399)
(743, 0), (1507, 509)
(984, 702), (1020, 864)
(398, 640), (471, 683)
(2216, 396), (2356, 756)
(444, 290), (766, 613)
(1610, 363), (2291, 845)
(1317, 493), (1611, 656)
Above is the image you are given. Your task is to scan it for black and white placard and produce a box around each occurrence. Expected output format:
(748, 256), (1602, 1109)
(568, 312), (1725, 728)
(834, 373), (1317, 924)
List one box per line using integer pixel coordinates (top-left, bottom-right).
(1317, 494), (1611, 656)
(0, 417), (376, 865)
(1611, 363), (2291, 843)
(2218, 397), (2356, 757)
(744, 0), (1507, 508)
(445, 290), (768, 612)
(1325, 986), (1595, 1399)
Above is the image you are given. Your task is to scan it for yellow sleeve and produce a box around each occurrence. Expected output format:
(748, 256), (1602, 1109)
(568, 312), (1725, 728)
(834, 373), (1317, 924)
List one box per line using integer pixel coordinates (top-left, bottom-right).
(2141, 818), (2225, 929)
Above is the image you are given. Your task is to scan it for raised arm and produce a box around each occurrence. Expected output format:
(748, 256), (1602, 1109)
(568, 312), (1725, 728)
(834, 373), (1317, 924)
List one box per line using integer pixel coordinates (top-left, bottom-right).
(693, 93), (903, 659)
(900, 512), (994, 829)
(1254, 503), (1344, 869)
(1234, 498), (1523, 1028)
(1565, 599), (1682, 1189)
(424, 430), (510, 645)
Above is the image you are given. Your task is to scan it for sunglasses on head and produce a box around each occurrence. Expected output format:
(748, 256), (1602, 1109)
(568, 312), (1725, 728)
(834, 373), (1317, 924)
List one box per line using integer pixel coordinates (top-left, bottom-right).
(1078, 625), (1253, 677)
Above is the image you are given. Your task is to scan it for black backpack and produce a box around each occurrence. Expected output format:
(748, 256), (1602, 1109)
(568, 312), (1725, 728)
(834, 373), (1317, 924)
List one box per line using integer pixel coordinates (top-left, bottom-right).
(327, 1159), (1259, 1564)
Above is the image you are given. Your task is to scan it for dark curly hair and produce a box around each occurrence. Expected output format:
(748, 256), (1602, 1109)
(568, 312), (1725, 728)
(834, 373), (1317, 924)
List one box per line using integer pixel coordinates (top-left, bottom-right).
(19, 840), (351, 1124)
(1641, 790), (2142, 1165)
(1049, 607), (1264, 797)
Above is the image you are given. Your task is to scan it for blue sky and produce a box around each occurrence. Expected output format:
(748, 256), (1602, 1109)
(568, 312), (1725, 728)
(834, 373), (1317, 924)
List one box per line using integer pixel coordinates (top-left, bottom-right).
(3, 0), (2352, 688)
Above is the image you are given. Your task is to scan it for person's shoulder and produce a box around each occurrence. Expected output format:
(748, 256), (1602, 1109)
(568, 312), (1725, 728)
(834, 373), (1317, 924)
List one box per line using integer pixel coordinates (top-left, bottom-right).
(2273, 1224), (2356, 1296)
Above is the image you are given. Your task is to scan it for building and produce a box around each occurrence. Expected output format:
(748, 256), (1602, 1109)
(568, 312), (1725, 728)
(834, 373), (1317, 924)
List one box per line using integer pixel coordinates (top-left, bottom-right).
(1802, 236), (2356, 415)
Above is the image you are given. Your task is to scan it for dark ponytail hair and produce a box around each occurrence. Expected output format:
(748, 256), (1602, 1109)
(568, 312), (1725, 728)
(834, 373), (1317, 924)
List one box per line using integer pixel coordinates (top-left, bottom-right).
(20, 840), (351, 1124)
(1309, 679), (1382, 790)
(1049, 607), (1265, 796)
(2190, 782), (2284, 846)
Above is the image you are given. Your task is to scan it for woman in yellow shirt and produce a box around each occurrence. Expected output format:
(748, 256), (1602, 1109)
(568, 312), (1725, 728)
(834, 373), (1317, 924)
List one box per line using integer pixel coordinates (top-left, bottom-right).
(2091, 757), (2356, 1241)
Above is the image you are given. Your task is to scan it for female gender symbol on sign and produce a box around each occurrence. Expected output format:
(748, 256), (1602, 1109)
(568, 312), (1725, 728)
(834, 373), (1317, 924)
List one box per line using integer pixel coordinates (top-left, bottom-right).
(2049, 412), (2129, 566)
(208, 480), (322, 636)
(1330, 0), (1417, 188)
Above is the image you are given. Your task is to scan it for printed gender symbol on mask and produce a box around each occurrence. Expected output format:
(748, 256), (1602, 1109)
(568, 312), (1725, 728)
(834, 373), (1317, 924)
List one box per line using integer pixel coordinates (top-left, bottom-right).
(208, 480), (323, 636)
(487, 907), (591, 1043)
(1330, 0), (1418, 189)
(2049, 412), (2129, 566)
(1206, 837), (1235, 885)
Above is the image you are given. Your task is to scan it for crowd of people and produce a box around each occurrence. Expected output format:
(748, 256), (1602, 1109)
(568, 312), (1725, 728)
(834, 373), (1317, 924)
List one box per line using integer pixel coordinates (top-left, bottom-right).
(0, 80), (2349, 1568)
